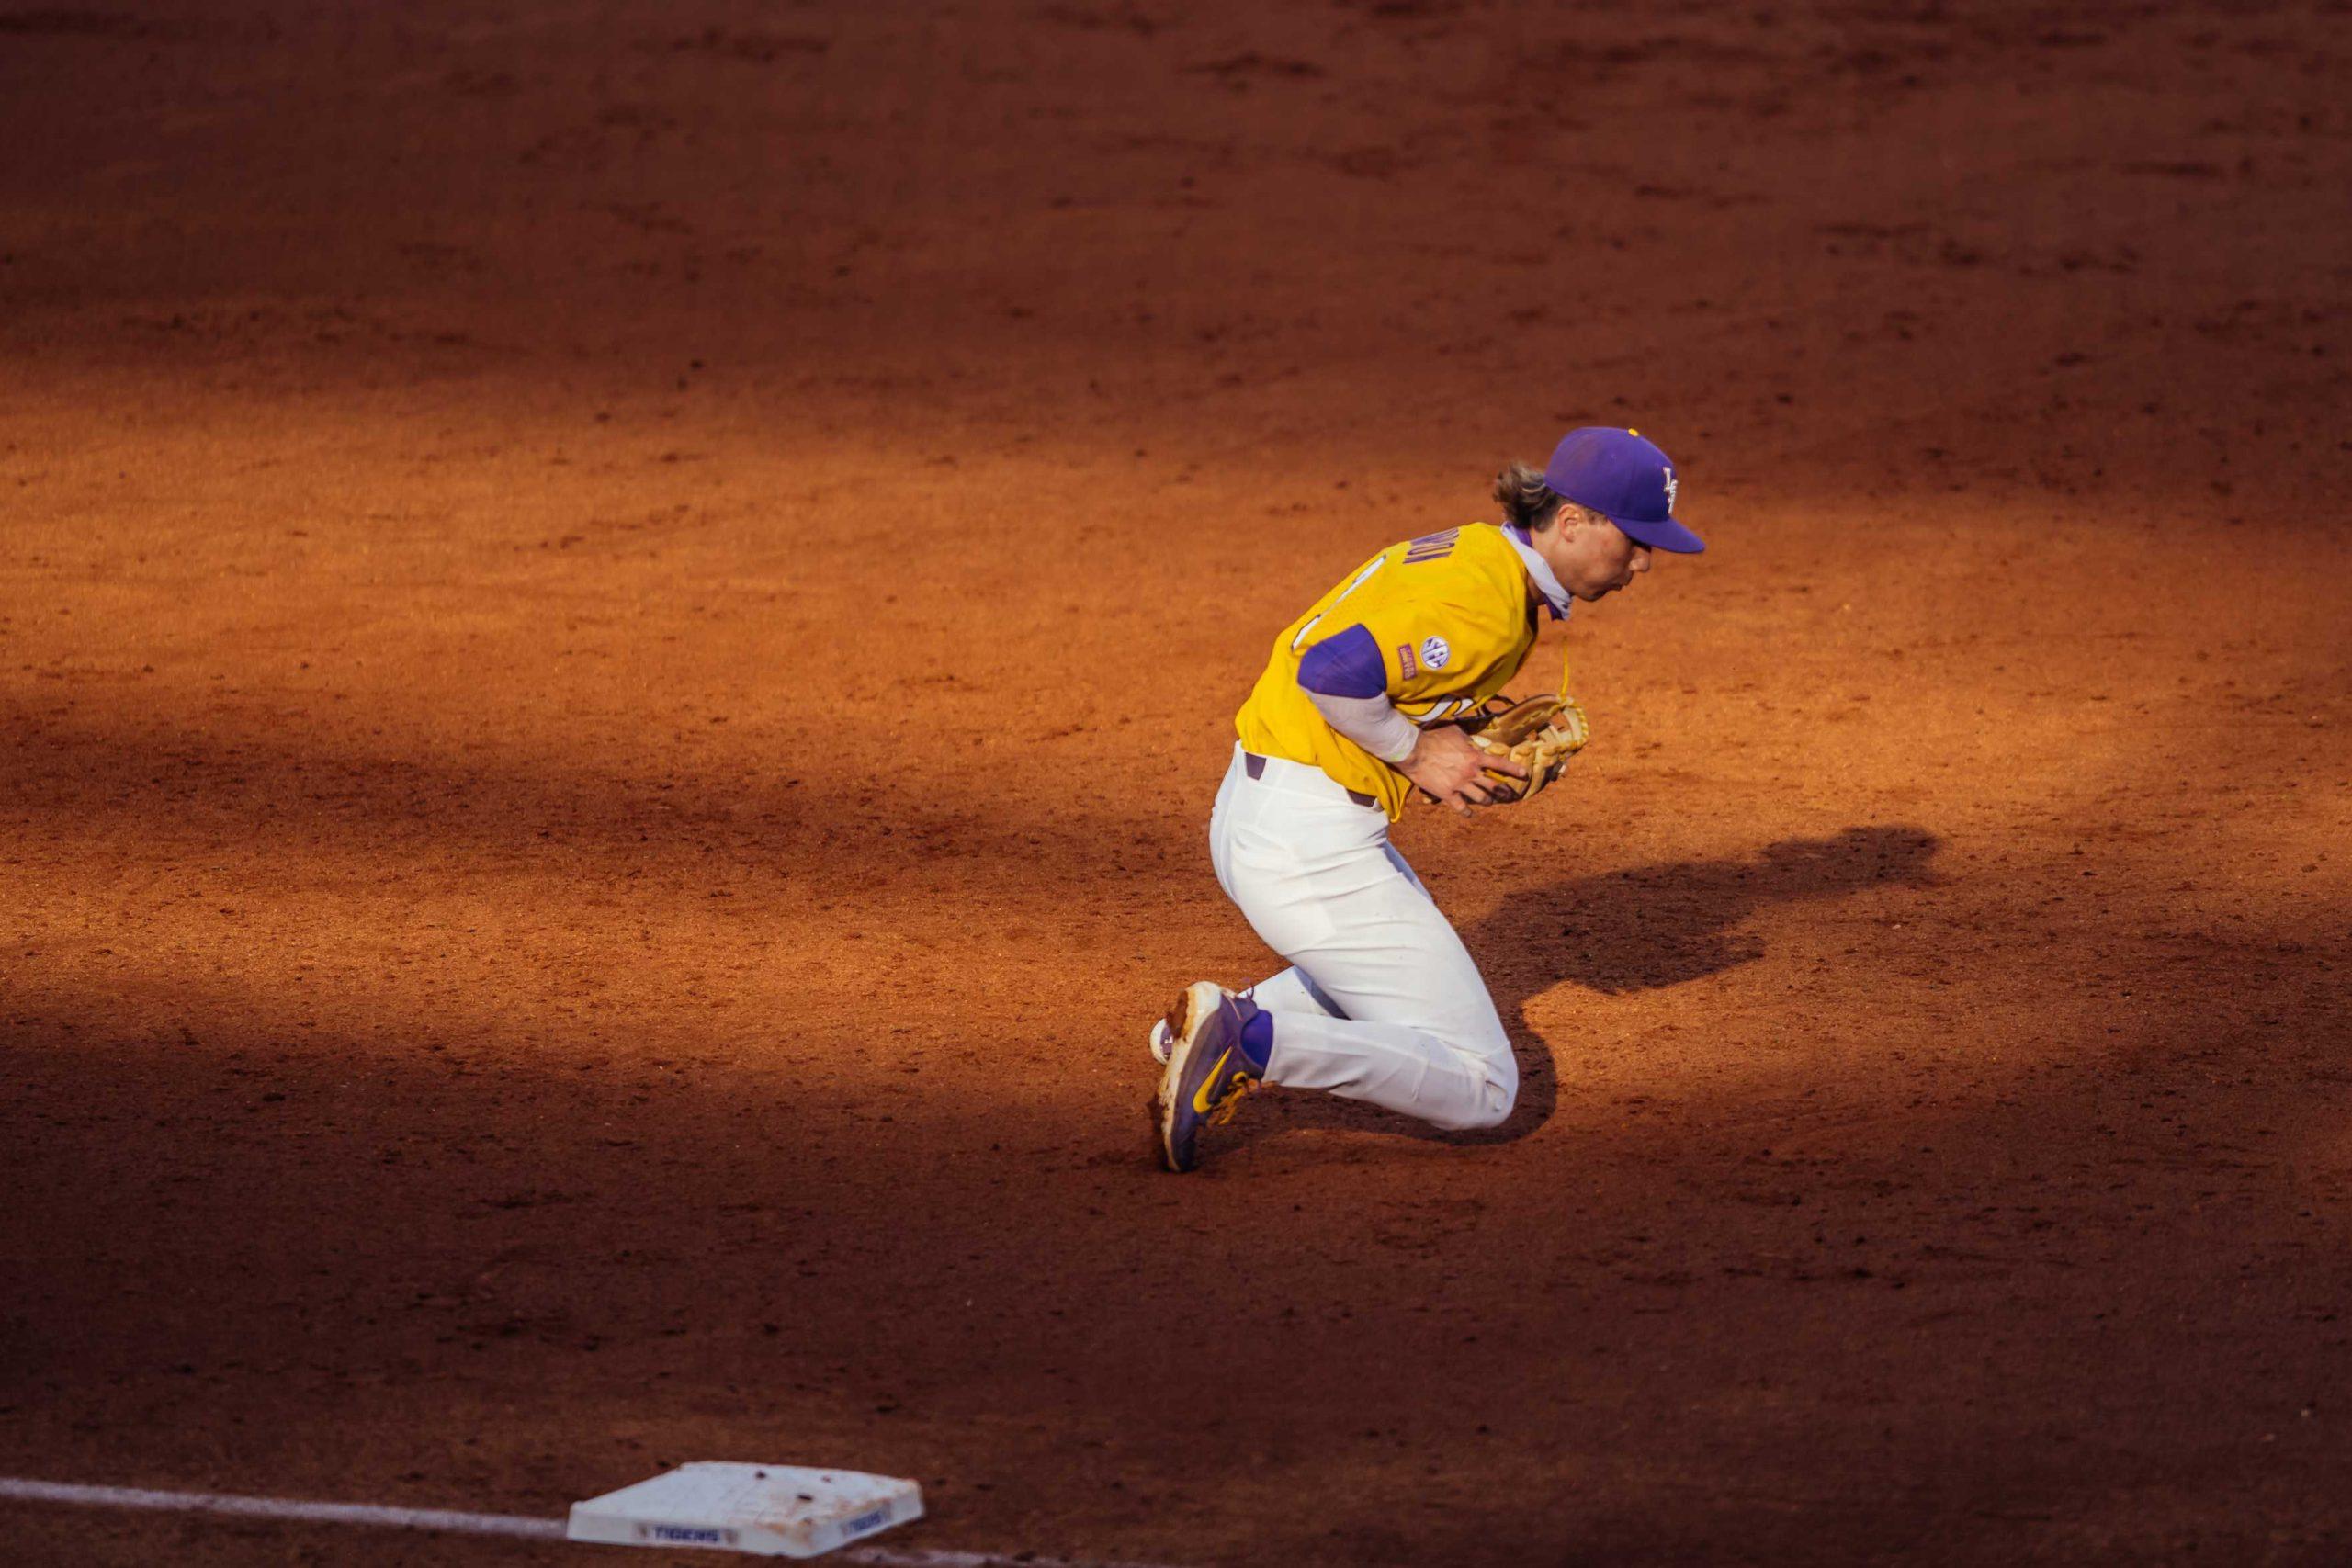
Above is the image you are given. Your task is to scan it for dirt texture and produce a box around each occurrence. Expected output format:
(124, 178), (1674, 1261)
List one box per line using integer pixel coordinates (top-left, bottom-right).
(4, 1), (2351, 1563)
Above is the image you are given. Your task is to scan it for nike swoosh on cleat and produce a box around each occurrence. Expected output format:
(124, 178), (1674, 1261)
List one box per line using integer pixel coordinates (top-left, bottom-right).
(1189, 1048), (1233, 1116)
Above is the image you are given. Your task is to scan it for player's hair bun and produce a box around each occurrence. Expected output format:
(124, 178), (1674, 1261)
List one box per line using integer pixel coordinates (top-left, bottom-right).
(1492, 461), (1564, 530)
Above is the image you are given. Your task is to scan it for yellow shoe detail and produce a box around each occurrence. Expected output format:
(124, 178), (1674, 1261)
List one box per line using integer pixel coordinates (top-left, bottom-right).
(1190, 1048), (1233, 1115)
(1190, 1045), (1260, 1122)
(1204, 1076), (1258, 1126)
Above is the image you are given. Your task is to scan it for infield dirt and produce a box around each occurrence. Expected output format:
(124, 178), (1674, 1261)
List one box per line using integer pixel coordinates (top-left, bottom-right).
(5, 2), (2350, 1563)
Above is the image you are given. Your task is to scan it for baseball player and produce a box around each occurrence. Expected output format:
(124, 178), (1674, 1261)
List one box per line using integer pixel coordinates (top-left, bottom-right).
(1153, 427), (1705, 1172)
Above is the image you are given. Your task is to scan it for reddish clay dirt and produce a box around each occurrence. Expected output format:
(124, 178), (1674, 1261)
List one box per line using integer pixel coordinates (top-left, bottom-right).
(4, 2), (2350, 1563)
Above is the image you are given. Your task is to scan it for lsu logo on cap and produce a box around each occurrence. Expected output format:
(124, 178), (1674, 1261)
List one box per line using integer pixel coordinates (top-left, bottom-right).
(1662, 466), (1678, 512)
(1420, 636), (1451, 671)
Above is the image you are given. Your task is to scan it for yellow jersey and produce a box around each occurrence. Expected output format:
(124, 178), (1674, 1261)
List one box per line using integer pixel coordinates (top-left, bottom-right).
(1235, 523), (1544, 819)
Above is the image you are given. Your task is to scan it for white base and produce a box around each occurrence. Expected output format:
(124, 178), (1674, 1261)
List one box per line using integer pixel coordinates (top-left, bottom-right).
(566, 1462), (922, 1558)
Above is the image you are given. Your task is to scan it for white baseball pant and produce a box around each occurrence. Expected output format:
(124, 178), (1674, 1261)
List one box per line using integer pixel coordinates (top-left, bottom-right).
(1208, 744), (1516, 1132)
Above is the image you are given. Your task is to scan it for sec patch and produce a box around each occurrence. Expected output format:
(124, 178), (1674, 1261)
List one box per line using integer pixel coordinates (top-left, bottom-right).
(1420, 636), (1451, 671)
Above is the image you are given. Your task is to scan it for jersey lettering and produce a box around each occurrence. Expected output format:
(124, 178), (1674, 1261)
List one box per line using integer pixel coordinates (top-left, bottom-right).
(1402, 527), (1460, 565)
(1406, 696), (1473, 725)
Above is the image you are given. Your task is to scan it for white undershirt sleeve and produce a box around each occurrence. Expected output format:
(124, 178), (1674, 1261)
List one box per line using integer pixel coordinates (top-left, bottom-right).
(1306, 689), (1419, 766)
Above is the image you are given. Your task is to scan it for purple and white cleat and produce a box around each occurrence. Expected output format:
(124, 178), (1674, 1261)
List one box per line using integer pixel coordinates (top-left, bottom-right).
(1153, 981), (1264, 1173)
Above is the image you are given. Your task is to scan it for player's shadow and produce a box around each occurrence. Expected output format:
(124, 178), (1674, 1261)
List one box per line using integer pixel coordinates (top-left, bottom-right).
(1228, 825), (1941, 1151)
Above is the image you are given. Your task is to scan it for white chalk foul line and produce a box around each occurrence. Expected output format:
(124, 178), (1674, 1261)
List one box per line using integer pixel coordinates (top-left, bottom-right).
(0, 1475), (1178, 1568)
(0, 1477), (562, 1540)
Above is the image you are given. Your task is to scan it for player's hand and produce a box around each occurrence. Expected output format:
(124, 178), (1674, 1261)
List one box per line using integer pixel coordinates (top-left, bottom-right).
(1400, 725), (1525, 818)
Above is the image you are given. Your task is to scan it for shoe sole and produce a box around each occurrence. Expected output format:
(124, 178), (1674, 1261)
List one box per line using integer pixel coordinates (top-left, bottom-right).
(1152, 981), (1222, 1172)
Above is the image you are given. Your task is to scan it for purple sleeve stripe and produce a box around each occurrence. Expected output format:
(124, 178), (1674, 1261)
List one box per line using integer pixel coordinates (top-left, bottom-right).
(1296, 623), (1387, 698)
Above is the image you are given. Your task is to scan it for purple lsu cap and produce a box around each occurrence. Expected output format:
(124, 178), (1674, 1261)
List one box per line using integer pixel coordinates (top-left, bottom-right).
(1543, 427), (1705, 553)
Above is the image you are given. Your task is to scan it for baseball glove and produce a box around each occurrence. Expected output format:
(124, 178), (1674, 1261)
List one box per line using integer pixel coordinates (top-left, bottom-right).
(1466, 691), (1589, 804)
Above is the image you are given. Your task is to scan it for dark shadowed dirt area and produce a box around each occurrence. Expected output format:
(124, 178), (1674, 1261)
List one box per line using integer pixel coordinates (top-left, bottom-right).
(4, 1), (2349, 1562)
